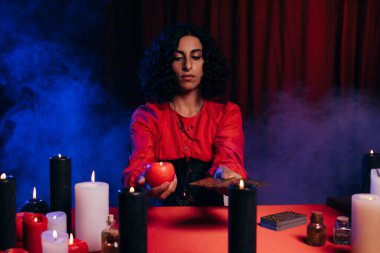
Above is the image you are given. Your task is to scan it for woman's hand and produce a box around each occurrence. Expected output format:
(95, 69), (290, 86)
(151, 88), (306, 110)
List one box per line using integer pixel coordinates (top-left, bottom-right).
(213, 165), (243, 180)
(137, 175), (177, 199)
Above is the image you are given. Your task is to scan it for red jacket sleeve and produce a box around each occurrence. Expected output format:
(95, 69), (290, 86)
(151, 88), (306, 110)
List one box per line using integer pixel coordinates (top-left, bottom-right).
(208, 103), (247, 178)
(122, 105), (158, 187)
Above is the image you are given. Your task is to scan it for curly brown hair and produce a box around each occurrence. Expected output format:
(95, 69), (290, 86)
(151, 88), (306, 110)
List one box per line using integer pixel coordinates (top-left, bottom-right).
(138, 24), (229, 102)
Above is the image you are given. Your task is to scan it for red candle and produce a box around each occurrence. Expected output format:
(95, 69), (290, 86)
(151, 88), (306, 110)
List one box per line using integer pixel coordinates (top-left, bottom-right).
(1, 248), (28, 253)
(68, 233), (89, 253)
(23, 213), (47, 253)
(16, 212), (30, 242)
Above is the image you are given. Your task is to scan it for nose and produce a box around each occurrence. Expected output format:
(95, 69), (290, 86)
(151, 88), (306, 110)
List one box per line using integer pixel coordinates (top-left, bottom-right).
(182, 58), (192, 71)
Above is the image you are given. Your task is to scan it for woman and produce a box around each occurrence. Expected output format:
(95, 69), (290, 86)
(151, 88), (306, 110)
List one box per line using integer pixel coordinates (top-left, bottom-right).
(122, 24), (247, 206)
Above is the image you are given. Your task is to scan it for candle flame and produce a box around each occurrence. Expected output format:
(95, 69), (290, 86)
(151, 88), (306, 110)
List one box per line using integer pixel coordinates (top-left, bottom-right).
(53, 230), (58, 240)
(0, 173), (6, 180)
(33, 187), (36, 200)
(53, 215), (57, 220)
(239, 179), (244, 190)
(370, 149), (374, 155)
(34, 217), (38, 222)
(160, 161), (163, 165)
(69, 233), (74, 245)
(58, 153), (62, 158)
(130, 187), (135, 193)
(91, 170), (95, 183)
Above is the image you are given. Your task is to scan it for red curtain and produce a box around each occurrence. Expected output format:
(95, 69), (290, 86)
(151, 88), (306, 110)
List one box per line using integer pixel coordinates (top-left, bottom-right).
(104, 0), (380, 117)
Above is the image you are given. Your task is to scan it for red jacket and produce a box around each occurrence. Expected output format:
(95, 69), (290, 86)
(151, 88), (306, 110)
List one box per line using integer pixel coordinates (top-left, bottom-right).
(122, 100), (247, 186)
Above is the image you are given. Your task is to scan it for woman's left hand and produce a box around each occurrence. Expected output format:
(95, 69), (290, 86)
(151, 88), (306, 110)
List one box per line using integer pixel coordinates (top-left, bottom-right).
(213, 165), (243, 180)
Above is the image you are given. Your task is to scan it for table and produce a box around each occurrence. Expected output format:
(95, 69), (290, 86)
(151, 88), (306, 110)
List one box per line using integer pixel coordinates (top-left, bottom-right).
(110, 204), (351, 253)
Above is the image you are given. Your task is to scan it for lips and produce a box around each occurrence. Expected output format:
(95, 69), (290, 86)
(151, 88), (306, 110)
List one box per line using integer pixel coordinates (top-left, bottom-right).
(181, 75), (195, 81)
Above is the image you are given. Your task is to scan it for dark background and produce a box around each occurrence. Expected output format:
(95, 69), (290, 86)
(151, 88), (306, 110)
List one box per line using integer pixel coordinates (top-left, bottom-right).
(0, 0), (380, 208)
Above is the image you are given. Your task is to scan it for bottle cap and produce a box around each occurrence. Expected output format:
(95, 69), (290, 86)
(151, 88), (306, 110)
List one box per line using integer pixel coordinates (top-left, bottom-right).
(336, 216), (349, 223)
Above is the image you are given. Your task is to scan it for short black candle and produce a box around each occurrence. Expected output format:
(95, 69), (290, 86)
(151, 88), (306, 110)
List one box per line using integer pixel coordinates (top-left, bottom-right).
(361, 151), (380, 192)
(49, 154), (72, 233)
(21, 187), (49, 214)
(118, 187), (147, 253)
(228, 180), (257, 253)
(0, 173), (17, 250)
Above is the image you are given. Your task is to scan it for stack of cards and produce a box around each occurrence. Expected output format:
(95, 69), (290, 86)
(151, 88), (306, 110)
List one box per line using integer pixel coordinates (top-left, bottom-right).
(260, 211), (306, 231)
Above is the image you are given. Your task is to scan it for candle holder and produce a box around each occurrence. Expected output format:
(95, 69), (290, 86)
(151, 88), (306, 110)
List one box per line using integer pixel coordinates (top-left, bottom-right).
(228, 180), (257, 253)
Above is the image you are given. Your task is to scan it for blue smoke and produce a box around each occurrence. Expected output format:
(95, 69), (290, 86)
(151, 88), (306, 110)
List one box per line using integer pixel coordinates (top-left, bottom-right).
(245, 89), (380, 204)
(0, 0), (131, 208)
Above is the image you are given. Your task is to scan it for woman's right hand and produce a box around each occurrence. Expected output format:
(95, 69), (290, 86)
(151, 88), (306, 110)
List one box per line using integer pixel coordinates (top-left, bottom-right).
(137, 175), (177, 200)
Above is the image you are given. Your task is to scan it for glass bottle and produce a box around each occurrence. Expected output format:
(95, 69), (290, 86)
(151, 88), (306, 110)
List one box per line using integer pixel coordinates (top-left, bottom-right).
(101, 214), (119, 253)
(306, 211), (326, 246)
(333, 216), (351, 245)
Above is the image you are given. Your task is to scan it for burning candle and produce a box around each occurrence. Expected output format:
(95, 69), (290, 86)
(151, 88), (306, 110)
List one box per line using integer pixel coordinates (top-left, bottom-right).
(23, 213), (48, 253)
(361, 149), (380, 192)
(50, 154), (72, 233)
(46, 211), (67, 233)
(21, 187), (49, 214)
(228, 179), (257, 253)
(68, 233), (89, 253)
(118, 186), (147, 253)
(41, 230), (68, 253)
(75, 170), (109, 252)
(0, 173), (17, 250)
(351, 194), (380, 253)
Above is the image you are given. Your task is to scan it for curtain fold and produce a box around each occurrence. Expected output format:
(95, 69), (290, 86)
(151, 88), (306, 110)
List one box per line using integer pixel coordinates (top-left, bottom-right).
(104, 0), (380, 117)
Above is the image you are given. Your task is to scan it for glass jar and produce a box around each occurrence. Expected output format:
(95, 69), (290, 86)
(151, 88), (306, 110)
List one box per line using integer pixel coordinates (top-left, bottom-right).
(306, 211), (326, 246)
(333, 216), (351, 245)
(101, 214), (119, 253)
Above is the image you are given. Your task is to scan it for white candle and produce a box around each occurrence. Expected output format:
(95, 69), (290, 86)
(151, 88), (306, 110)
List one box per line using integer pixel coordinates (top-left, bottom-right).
(46, 211), (67, 233)
(351, 194), (380, 253)
(41, 230), (68, 253)
(75, 171), (109, 252)
(370, 169), (380, 197)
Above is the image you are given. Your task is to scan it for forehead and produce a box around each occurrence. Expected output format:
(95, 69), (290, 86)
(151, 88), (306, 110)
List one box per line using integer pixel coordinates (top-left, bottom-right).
(176, 35), (203, 50)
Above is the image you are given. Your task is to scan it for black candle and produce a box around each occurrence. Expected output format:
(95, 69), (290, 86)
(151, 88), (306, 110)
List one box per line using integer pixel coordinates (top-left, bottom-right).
(0, 173), (17, 250)
(118, 187), (147, 253)
(361, 150), (380, 192)
(228, 180), (257, 253)
(21, 187), (49, 214)
(49, 154), (72, 233)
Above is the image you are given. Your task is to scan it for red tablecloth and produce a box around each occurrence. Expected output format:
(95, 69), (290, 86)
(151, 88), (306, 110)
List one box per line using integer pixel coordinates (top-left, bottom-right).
(110, 204), (350, 253)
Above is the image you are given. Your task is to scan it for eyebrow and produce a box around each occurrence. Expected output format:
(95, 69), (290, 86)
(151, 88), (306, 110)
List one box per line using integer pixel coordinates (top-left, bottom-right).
(174, 49), (203, 54)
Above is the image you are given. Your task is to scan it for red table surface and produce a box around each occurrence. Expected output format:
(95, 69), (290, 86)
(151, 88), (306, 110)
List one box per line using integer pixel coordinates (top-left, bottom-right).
(106, 204), (350, 253)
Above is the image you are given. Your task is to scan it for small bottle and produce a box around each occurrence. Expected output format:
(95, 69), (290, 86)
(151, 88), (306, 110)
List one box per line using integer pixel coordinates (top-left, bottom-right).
(333, 216), (351, 245)
(306, 211), (326, 246)
(101, 214), (119, 253)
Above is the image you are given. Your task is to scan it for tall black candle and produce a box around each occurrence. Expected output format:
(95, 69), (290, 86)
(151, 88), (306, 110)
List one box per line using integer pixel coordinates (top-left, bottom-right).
(118, 187), (147, 253)
(0, 173), (17, 250)
(49, 154), (72, 233)
(361, 150), (380, 192)
(228, 180), (257, 253)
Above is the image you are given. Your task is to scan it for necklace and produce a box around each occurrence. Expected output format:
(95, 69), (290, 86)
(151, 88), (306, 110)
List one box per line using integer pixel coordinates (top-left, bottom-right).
(168, 102), (203, 205)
